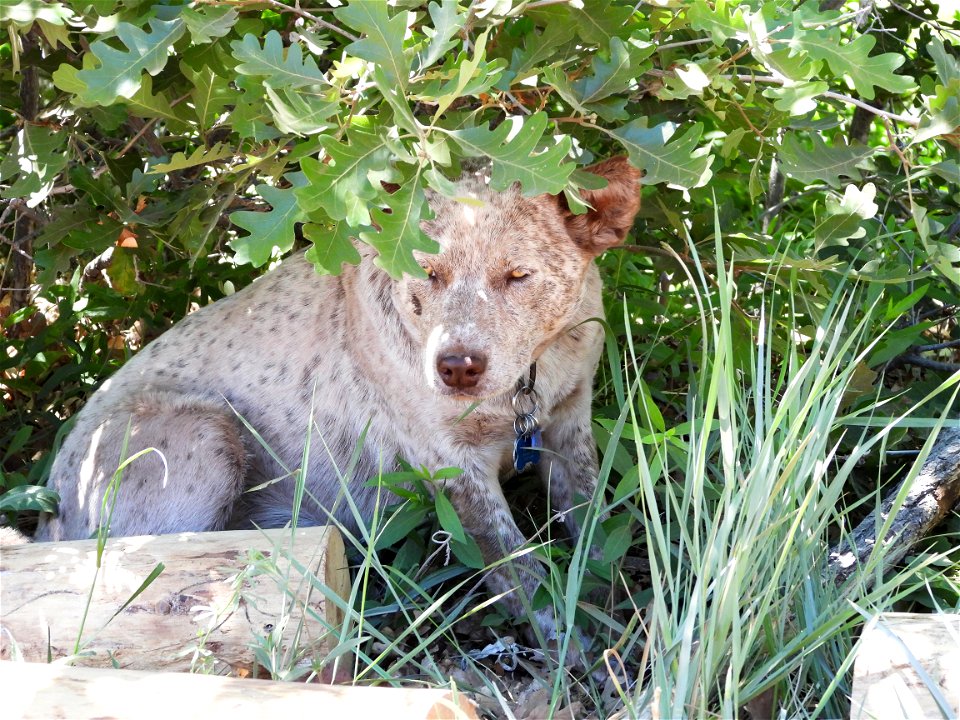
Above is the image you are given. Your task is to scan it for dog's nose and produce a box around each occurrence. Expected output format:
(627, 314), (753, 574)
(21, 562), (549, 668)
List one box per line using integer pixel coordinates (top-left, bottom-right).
(437, 353), (488, 389)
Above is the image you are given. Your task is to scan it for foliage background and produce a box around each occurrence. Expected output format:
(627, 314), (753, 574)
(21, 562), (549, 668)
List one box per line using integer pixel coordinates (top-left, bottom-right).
(1, 0), (958, 715)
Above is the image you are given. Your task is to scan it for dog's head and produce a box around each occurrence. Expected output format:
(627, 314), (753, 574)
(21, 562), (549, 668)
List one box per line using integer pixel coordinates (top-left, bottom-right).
(392, 156), (641, 400)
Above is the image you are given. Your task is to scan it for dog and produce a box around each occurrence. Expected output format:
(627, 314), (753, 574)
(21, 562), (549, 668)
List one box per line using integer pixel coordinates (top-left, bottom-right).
(36, 156), (641, 639)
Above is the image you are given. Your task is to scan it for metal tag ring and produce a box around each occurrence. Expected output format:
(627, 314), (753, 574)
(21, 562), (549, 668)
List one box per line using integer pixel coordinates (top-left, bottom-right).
(514, 414), (538, 436)
(511, 387), (540, 416)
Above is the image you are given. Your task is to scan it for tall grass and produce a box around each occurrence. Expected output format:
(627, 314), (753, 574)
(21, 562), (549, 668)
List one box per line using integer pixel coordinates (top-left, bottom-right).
(238, 237), (958, 718)
(599, 235), (959, 718)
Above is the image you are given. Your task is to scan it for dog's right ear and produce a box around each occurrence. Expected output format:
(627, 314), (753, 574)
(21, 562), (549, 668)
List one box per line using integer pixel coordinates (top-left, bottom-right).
(558, 156), (641, 255)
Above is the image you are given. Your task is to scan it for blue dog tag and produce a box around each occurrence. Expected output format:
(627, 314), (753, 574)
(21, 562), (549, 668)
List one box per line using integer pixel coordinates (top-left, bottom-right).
(513, 428), (542, 472)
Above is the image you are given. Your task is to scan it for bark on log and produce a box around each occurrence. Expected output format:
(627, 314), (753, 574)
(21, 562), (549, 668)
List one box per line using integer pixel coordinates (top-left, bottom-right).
(828, 427), (960, 586)
(0, 528), (349, 674)
(0, 661), (480, 720)
(851, 612), (960, 719)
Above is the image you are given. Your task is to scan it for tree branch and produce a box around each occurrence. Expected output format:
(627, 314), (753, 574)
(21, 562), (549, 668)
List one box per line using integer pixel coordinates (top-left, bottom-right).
(203, 0), (358, 41)
(898, 354), (960, 373)
(828, 427), (960, 587)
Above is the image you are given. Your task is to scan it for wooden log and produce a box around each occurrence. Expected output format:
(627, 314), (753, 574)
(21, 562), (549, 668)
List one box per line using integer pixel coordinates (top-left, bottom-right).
(0, 661), (479, 720)
(828, 426), (960, 586)
(851, 612), (960, 719)
(0, 527), (349, 674)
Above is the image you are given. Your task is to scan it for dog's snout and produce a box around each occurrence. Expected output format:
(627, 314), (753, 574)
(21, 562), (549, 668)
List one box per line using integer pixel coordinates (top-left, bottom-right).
(437, 353), (488, 389)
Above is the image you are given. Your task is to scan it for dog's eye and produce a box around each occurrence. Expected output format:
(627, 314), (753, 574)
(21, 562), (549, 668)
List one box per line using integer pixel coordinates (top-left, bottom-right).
(507, 269), (530, 282)
(422, 263), (437, 280)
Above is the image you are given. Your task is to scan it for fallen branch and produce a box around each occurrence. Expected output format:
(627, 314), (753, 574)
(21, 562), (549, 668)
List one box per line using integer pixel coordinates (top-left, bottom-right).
(828, 427), (960, 586)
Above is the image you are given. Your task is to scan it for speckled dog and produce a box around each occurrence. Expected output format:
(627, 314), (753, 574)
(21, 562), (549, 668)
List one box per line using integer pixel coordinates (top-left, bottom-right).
(37, 157), (641, 637)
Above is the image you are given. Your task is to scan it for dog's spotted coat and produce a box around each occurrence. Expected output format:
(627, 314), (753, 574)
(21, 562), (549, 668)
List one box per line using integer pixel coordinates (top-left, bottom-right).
(38, 157), (641, 638)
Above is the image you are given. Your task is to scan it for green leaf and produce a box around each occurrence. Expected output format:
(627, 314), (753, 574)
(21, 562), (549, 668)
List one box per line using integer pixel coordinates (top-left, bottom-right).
(608, 121), (713, 188)
(445, 113), (575, 196)
(232, 30), (325, 88)
(688, 0), (747, 44)
(417, 0), (464, 72)
(68, 166), (139, 223)
(336, 1), (410, 91)
(928, 38), (960, 86)
(602, 517), (633, 563)
(430, 30), (498, 121)
(0, 125), (68, 208)
(431, 467), (464, 481)
(376, 505), (428, 549)
(450, 536), (485, 569)
(150, 144), (235, 174)
(762, 80), (829, 116)
(2, 425), (32, 461)
(360, 180), (440, 279)
(814, 182), (878, 248)
(297, 129), (393, 226)
(573, 37), (640, 104)
(264, 85), (339, 136)
(914, 95), (960, 146)
(181, 6), (238, 44)
(76, 18), (186, 105)
(374, 66), (421, 136)
(0, 485), (60, 514)
(124, 74), (186, 124)
(564, 0), (634, 45)
(35, 16), (73, 49)
(867, 322), (935, 367)
(181, 63), (233, 131)
(434, 490), (466, 543)
(778, 132), (873, 188)
(884, 285), (929, 322)
(230, 173), (308, 267)
(929, 160), (959, 185)
(303, 220), (363, 275)
(35, 207), (122, 253)
(791, 24), (915, 101)
(1, 1), (73, 26)
(508, 21), (576, 81)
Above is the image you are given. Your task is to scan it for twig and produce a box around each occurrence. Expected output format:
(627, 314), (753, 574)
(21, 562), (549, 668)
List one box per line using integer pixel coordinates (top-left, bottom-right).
(944, 215), (960, 243)
(887, 0), (960, 38)
(614, 243), (718, 270)
(758, 185), (830, 222)
(523, 0), (575, 9)
(0, 234), (35, 262)
(117, 93), (190, 158)
(656, 38), (713, 50)
(202, 0), (358, 41)
(913, 339), (960, 353)
(897, 354), (960, 373)
(725, 75), (920, 127)
(5, 199), (47, 225)
(917, 305), (958, 323)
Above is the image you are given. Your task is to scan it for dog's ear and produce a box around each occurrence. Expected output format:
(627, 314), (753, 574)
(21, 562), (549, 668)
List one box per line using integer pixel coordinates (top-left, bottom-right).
(558, 156), (641, 255)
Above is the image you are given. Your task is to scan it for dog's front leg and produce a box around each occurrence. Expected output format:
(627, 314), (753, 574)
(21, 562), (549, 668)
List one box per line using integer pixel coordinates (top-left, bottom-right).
(443, 472), (558, 640)
(540, 386), (604, 541)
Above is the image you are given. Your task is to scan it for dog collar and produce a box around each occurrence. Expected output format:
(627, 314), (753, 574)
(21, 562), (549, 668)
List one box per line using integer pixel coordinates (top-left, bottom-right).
(512, 363), (541, 472)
